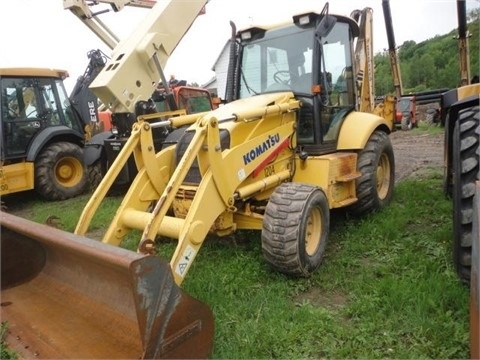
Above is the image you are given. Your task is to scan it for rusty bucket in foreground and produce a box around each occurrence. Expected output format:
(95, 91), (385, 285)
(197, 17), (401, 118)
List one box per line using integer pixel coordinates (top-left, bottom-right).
(0, 211), (214, 359)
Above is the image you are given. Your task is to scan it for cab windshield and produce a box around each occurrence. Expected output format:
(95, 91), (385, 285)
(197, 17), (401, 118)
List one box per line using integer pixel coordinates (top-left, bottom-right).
(239, 25), (314, 98)
(238, 21), (354, 106)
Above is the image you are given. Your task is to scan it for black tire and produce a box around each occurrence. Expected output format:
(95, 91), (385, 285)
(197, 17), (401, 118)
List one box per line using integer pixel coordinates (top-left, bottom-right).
(347, 130), (395, 216)
(425, 109), (436, 126)
(401, 114), (412, 131)
(88, 161), (103, 191)
(452, 105), (480, 283)
(35, 142), (88, 200)
(261, 183), (330, 277)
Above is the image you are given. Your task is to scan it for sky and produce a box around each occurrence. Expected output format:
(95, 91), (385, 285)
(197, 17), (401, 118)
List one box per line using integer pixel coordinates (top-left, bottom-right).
(0, 0), (477, 93)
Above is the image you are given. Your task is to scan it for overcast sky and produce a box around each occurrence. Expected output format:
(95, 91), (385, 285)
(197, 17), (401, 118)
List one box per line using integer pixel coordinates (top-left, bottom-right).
(0, 0), (477, 92)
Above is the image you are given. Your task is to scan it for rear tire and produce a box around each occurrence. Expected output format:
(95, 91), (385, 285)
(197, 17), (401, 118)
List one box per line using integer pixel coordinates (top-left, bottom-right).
(452, 105), (480, 283)
(261, 183), (330, 277)
(88, 161), (103, 191)
(35, 142), (88, 200)
(347, 130), (395, 216)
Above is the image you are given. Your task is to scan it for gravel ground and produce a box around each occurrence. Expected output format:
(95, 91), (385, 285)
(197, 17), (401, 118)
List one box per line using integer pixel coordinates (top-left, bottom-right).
(389, 128), (444, 183)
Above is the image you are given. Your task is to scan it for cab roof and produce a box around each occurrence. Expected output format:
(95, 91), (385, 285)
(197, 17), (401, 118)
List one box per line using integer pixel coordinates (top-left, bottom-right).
(0, 68), (69, 79)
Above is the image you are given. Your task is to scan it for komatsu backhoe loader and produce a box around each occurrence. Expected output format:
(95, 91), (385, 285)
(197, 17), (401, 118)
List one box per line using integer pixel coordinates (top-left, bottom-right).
(1, 1), (396, 358)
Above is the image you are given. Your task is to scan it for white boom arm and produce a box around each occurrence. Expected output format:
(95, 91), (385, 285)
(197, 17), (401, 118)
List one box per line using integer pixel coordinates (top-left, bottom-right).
(64, 0), (157, 50)
(85, 0), (207, 114)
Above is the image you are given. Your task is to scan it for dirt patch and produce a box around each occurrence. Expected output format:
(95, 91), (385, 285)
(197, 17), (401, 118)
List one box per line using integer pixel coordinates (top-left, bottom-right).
(389, 128), (444, 183)
(293, 287), (348, 310)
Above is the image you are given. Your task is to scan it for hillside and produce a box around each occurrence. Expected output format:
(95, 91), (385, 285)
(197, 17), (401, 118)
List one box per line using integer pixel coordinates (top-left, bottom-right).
(374, 15), (479, 95)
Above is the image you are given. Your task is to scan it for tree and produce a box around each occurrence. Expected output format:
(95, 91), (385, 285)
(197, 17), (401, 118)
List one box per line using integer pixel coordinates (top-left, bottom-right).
(467, 7), (480, 22)
(409, 53), (435, 88)
(374, 17), (479, 92)
(398, 40), (417, 61)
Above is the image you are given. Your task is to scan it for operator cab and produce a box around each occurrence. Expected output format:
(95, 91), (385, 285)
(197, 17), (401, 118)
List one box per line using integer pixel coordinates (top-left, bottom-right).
(234, 5), (358, 154)
(0, 70), (83, 160)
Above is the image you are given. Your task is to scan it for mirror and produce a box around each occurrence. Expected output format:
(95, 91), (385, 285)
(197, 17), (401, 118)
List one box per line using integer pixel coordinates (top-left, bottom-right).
(316, 3), (337, 38)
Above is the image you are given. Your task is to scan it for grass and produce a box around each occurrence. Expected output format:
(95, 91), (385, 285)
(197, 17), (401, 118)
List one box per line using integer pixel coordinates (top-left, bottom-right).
(1, 170), (470, 358)
(1, 322), (17, 360)
(414, 120), (445, 135)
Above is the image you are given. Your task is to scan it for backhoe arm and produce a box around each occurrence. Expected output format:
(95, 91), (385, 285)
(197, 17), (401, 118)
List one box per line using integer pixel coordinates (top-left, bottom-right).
(382, 0), (403, 99)
(351, 7), (375, 113)
(457, 0), (471, 86)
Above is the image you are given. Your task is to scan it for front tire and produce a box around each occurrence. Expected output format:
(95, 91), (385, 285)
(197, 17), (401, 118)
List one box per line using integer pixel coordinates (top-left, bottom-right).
(35, 142), (88, 200)
(401, 114), (412, 130)
(452, 105), (480, 283)
(347, 130), (395, 216)
(261, 183), (330, 277)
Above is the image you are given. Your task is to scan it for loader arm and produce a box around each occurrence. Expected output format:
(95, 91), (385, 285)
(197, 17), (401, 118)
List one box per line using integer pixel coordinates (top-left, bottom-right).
(75, 95), (300, 285)
(147, 114), (296, 284)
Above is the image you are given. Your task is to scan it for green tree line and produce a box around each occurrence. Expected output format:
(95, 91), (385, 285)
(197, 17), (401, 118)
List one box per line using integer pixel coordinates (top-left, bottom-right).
(375, 9), (479, 95)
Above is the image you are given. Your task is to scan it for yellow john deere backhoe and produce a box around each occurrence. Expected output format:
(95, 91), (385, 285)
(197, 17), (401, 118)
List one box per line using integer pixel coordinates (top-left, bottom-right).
(1, 1), (396, 358)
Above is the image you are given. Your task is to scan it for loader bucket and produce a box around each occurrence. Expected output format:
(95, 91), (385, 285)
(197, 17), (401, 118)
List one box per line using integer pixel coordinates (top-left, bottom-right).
(0, 212), (214, 359)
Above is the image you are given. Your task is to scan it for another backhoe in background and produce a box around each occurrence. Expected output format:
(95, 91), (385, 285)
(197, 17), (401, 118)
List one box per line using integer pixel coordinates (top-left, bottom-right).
(0, 0), (142, 200)
(1, 47), (111, 200)
(1, 1), (397, 358)
(0, 68), (89, 200)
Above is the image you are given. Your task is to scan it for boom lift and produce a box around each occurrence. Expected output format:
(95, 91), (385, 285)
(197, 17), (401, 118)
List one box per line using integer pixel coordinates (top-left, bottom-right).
(65, 0), (215, 187)
(1, 1), (396, 358)
(64, 0), (157, 50)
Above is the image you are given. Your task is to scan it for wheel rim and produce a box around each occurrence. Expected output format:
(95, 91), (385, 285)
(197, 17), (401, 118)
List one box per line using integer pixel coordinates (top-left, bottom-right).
(305, 207), (322, 256)
(376, 153), (391, 200)
(55, 157), (83, 187)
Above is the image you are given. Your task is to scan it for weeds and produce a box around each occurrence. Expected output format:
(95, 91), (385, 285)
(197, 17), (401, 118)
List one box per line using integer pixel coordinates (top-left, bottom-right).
(1, 322), (17, 360)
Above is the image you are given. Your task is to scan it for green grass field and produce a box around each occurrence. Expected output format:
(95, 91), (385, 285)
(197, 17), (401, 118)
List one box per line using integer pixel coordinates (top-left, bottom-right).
(1, 168), (470, 358)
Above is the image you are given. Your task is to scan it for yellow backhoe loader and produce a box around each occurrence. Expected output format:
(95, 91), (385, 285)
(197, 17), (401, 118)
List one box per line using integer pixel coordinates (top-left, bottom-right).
(1, 1), (396, 358)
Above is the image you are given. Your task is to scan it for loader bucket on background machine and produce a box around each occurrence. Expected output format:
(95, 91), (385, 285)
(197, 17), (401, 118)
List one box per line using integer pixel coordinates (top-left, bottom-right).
(0, 211), (214, 359)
